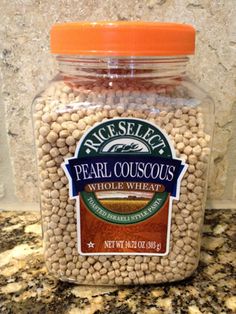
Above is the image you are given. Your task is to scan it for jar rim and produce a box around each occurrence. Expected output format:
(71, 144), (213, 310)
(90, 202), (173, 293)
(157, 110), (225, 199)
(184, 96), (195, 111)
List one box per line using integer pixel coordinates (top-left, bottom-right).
(50, 21), (195, 57)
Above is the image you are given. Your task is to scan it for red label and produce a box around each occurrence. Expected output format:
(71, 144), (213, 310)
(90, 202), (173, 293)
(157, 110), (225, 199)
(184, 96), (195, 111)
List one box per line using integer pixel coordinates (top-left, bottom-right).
(79, 196), (170, 255)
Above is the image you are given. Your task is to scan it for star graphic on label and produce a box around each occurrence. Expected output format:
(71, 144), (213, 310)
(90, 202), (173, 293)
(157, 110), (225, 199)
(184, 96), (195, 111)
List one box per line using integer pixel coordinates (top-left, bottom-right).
(87, 241), (95, 248)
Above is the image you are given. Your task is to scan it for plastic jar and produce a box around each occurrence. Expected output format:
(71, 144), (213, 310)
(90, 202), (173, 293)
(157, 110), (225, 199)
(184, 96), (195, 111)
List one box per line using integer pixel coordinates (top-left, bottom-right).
(33, 22), (214, 285)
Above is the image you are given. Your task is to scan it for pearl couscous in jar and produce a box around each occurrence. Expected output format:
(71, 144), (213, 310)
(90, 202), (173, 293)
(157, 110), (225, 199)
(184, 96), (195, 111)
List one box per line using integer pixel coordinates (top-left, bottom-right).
(33, 22), (214, 285)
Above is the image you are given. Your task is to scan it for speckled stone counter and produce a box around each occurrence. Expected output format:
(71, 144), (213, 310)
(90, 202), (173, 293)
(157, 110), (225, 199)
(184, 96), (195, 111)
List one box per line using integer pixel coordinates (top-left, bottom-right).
(0, 209), (235, 314)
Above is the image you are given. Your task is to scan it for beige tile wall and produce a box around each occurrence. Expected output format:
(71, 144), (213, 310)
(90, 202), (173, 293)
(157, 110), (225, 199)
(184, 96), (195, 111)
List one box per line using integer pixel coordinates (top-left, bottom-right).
(0, 0), (236, 209)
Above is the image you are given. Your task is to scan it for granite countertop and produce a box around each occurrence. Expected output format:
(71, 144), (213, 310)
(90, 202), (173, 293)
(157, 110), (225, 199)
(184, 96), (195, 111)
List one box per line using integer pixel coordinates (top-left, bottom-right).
(0, 209), (235, 314)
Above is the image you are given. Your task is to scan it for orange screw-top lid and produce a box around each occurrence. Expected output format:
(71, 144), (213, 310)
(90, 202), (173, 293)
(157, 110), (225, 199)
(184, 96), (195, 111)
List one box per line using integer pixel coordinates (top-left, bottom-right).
(51, 22), (195, 56)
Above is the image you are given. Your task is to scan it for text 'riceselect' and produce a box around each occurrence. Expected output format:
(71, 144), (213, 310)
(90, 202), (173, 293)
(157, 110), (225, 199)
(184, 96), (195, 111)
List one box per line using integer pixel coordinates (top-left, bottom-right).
(84, 121), (167, 153)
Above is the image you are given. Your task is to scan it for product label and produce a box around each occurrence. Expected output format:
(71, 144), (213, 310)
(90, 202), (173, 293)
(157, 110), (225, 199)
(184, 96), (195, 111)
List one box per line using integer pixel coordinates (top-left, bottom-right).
(63, 118), (187, 256)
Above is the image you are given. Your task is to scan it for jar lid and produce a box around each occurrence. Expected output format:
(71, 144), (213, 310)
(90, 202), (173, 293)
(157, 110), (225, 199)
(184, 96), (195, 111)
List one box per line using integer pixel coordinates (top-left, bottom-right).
(50, 22), (195, 56)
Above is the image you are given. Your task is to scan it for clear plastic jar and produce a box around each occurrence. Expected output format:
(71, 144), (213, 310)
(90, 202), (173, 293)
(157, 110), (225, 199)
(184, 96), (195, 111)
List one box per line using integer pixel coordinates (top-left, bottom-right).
(33, 22), (214, 285)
